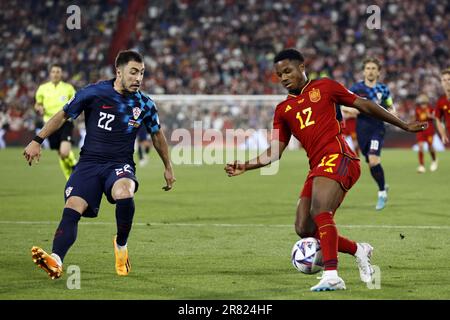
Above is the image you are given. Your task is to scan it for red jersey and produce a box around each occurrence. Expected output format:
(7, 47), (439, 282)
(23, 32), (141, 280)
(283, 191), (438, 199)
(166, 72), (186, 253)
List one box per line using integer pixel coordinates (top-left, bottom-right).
(435, 95), (450, 132)
(273, 78), (358, 168)
(415, 105), (435, 136)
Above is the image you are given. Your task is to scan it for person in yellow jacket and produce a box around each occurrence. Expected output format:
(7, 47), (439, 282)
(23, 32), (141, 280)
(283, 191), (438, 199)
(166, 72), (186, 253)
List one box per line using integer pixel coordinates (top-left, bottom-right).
(35, 64), (77, 180)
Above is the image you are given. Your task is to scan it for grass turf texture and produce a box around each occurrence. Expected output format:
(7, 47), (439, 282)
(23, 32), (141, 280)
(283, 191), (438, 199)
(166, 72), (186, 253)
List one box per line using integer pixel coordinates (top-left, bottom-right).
(0, 147), (449, 299)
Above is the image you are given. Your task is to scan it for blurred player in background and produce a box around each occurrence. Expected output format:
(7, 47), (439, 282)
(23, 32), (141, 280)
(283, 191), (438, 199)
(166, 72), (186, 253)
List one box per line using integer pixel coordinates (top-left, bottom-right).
(435, 68), (450, 145)
(349, 58), (395, 211)
(24, 50), (175, 279)
(414, 94), (438, 173)
(341, 106), (360, 156)
(225, 49), (426, 291)
(136, 125), (152, 167)
(35, 64), (77, 180)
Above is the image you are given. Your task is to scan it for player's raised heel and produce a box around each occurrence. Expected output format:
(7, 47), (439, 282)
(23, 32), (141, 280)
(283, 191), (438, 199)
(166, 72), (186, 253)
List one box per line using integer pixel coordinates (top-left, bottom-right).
(113, 236), (131, 276)
(355, 243), (374, 283)
(31, 246), (63, 279)
(375, 187), (388, 211)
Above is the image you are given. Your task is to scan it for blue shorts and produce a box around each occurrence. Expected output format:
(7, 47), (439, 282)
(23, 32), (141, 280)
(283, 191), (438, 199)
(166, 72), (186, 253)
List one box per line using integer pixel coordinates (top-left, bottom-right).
(137, 126), (148, 142)
(357, 131), (384, 162)
(64, 161), (139, 218)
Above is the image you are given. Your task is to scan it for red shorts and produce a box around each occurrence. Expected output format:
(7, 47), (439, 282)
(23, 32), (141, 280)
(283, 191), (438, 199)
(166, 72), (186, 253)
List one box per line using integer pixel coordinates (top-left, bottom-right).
(416, 126), (434, 143)
(300, 154), (361, 198)
(416, 132), (434, 144)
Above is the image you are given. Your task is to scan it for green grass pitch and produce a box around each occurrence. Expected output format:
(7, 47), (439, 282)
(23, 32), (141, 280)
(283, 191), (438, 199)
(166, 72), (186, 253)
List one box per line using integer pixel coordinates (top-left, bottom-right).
(0, 147), (449, 300)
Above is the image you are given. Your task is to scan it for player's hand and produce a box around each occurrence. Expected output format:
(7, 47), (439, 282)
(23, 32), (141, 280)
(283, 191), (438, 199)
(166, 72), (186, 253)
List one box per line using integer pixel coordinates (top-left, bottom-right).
(162, 166), (176, 191)
(404, 121), (428, 133)
(441, 134), (449, 144)
(23, 141), (41, 166)
(224, 161), (246, 177)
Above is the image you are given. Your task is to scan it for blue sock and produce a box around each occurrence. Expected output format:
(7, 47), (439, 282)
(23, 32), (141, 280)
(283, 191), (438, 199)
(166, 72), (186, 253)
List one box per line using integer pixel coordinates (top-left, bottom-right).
(116, 198), (135, 246)
(52, 208), (81, 262)
(370, 164), (386, 191)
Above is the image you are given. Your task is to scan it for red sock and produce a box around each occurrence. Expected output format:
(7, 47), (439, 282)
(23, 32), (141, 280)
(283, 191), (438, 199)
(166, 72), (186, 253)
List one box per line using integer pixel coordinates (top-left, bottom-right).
(337, 235), (357, 255)
(314, 231), (357, 255)
(313, 212), (338, 271)
(418, 151), (424, 165)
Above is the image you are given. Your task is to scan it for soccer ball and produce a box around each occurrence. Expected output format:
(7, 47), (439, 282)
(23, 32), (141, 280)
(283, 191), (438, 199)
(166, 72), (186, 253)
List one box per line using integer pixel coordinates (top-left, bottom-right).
(291, 237), (323, 274)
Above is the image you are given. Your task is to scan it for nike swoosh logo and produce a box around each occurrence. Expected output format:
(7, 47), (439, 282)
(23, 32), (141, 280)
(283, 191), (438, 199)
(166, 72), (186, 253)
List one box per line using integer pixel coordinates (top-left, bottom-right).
(101, 105), (114, 109)
(329, 281), (340, 287)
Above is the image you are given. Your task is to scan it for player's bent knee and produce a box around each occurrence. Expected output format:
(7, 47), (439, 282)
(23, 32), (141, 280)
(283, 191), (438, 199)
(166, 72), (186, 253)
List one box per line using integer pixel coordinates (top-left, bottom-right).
(368, 156), (380, 167)
(64, 196), (87, 214)
(294, 222), (315, 238)
(295, 226), (314, 238)
(59, 142), (72, 159)
(112, 179), (135, 200)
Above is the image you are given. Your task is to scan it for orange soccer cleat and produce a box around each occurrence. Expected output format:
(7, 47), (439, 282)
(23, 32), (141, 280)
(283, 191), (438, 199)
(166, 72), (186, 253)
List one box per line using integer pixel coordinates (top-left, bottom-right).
(31, 246), (63, 279)
(113, 236), (131, 276)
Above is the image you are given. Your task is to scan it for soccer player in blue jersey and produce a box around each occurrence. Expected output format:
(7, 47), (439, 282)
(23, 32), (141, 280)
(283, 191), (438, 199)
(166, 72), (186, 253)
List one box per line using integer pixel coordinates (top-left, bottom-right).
(349, 58), (394, 211)
(23, 50), (176, 279)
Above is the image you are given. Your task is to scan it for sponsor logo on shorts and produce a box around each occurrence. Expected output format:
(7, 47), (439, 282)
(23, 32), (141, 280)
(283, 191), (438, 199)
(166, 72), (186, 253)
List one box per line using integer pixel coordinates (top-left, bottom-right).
(65, 186), (73, 197)
(115, 164), (133, 176)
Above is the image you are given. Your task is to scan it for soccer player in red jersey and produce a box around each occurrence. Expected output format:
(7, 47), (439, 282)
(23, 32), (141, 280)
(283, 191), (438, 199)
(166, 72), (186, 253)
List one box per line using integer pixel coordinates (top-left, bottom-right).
(414, 94), (438, 173)
(225, 49), (426, 291)
(435, 68), (450, 145)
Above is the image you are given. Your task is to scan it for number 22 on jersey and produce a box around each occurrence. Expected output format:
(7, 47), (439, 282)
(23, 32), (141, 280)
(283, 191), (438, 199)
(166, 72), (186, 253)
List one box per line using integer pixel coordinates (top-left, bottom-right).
(295, 107), (315, 129)
(98, 112), (115, 131)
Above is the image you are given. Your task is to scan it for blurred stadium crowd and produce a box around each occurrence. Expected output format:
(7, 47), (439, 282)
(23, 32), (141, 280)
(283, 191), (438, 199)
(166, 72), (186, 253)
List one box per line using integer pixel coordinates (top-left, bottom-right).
(0, 0), (449, 146)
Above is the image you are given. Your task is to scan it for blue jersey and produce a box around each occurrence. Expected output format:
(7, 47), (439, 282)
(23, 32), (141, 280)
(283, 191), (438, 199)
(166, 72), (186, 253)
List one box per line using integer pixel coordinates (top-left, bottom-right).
(63, 79), (160, 165)
(350, 81), (393, 133)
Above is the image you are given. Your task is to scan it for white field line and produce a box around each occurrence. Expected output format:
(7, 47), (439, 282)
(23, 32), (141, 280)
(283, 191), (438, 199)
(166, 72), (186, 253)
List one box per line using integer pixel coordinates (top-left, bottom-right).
(0, 220), (449, 230)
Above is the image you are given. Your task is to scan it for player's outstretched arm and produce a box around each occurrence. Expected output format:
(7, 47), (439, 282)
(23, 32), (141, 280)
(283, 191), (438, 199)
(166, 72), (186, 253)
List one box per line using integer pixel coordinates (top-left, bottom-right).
(151, 130), (176, 191)
(225, 139), (287, 177)
(23, 110), (69, 166)
(352, 97), (427, 133)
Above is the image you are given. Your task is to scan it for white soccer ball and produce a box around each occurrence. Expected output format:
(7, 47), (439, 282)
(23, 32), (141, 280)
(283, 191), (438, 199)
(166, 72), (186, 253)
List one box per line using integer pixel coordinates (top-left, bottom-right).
(291, 237), (323, 274)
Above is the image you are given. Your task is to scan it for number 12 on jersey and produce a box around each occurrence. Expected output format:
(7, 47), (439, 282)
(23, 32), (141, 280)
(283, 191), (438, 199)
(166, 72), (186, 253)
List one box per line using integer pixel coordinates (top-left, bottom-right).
(98, 112), (115, 131)
(295, 107), (315, 129)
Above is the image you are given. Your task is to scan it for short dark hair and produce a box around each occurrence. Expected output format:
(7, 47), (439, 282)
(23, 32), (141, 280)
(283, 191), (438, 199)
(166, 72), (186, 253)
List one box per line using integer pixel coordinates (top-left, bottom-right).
(115, 50), (143, 68)
(363, 57), (382, 70)
(50, 63), (63, 70)
(273, 49), (305, 64)
(441, 68), (450, 76)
